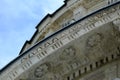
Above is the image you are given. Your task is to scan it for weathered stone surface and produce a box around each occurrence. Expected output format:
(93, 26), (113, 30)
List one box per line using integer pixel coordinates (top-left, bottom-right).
(1, 0), (120, 80)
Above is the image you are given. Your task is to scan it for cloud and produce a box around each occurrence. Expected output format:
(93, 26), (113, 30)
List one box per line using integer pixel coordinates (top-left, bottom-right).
(0, 0), (64, 69)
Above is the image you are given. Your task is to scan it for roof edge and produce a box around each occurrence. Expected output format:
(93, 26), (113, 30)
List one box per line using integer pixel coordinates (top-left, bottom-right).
(35, 1), (67, 29)
(1, 0), (120, 75)
(19, 1), (67, 54)
(19, 30), (38, 54)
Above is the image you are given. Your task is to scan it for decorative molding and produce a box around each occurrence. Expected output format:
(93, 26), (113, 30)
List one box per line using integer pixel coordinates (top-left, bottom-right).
(59, 46), (76, 60)
(34, 63), (49, 78)
(87, 33), (103, 48)
(1, 2), (120, 80)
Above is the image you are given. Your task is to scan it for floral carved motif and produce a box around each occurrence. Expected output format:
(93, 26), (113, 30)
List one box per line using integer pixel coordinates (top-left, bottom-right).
(86, 33), (104, 60)
(34, 63), (50, 78)
(59, 46), (76, 60)
(87, 33), (103, 48)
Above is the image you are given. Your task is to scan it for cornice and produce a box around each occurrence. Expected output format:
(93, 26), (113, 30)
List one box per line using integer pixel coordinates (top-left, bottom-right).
(0, 1), (120, 80)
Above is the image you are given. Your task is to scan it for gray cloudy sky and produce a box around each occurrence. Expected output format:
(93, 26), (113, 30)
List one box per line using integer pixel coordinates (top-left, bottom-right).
(0, 0), (64, 69)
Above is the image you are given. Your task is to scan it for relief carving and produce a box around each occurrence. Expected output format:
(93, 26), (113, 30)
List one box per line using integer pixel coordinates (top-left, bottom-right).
(58, 46), (89, 74)
(102, 27), (120, 55)
(34, 63), (50, 78)
(85, 27), (120, 61)
(87, 33), (103, 48)
(59, 46), (76, 60)
(31, 46), (77, 80)
(86, 33), (104, 60)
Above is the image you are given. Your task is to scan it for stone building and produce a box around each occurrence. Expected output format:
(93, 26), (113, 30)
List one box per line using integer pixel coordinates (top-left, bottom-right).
(0, 0), (120, 80)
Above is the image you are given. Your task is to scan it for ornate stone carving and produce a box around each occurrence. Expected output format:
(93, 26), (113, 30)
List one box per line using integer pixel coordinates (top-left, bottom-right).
(86, 33), (104, 60)
(59, 46), (76, 60)
(34, 63), (50, 78)
(1, 2), (120, 80)
(87, 33), (103, 48)
(33, 62), (63, 80)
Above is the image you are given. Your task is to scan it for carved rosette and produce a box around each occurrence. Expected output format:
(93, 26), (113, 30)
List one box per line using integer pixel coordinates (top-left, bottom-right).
(32, 46), (77, 80)
(86, 33), (104, 60)
(87, 33), (103, 48)
(59, 46), (76, 61)
(34, 63), (50, 78)
(33, 63), (63, 80)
